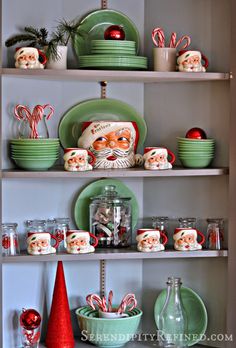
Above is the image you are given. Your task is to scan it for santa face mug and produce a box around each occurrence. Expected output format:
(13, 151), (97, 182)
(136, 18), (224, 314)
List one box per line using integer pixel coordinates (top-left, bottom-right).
(177, 50), (209, 72)
(27, 232), (59, 255)
(66, 230), (98, 254)
(143, 147), (175, 170)
(14, 47), (47, 69)
(63, 148), (96, 172)
(173, 228), (205, 251)
(77, 121), (139, 169)
(136, 229), (168, 252)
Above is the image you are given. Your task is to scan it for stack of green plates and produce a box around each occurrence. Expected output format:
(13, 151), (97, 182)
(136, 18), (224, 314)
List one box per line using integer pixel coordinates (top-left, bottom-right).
(177, 137), (215, 168)
(79, 55), (147, 70)
(10, 139), (60, 171)
(90, 40), (136, 55)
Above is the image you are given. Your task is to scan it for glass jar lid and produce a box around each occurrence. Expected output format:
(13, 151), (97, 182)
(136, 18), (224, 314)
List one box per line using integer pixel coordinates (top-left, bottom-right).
(90, 185), (131, 204)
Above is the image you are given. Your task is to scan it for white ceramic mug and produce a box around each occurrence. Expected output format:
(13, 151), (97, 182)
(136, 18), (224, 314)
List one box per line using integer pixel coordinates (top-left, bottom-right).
(63, 148), (96, 172)
(177, 50), (209, 72)
(143, 147), (175, 170)
(14, 47), (47, 69)
(153, 48), (177, 71)
(66, 230), (98, 254)
(27, 232), (59, 255)
(98, 309), (129, 319)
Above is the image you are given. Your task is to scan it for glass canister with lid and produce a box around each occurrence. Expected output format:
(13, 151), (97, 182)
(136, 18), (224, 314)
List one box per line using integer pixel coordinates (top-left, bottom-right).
(89, 185), (132, 248)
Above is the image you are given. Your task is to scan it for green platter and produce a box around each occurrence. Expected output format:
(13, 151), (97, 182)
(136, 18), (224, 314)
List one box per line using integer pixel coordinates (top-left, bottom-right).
(73, 9), (140, 57)
(74, 178), (139, 231)
(154, 287), (208, 346)
(58, 98), (147, 151)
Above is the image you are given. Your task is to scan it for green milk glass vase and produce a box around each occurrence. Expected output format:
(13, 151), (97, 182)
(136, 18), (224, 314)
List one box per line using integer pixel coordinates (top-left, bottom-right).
(158, 277), (188, 348)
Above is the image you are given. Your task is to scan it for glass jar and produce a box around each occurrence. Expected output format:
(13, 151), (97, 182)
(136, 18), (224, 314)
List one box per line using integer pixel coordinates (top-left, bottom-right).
(158, 277), (188, 348)
(206, 218), (224, 250)
(2, 223), (20, 256)
(53, 218), (70, 253)
(89, 185), (132, 248)
(178, 217), (196, 229)
(25, 220), (47, 233)
(152, 216), (169, 241)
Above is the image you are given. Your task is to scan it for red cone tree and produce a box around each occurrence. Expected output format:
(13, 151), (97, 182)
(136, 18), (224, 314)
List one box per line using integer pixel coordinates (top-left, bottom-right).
(45, 261), (75, 348)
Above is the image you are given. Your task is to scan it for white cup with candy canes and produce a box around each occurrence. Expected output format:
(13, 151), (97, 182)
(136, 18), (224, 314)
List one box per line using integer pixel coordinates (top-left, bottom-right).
(66, 230), (98, 254)
(143, 147), (175, 170)
(27, 232), (59, 255)
(177, 50), (209, 72)
(63, 148), (96, 172)
(136, 228), (168, 252)
(173, 228), (205, 251)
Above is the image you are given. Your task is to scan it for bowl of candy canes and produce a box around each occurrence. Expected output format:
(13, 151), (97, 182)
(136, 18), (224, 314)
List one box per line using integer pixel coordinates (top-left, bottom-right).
(75, 291), (142, 347)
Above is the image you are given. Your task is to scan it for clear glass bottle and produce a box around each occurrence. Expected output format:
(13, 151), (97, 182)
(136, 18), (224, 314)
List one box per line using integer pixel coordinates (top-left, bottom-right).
(25, 220), (47, 233)
(53, 218), (70, 253)
(206, 218), (224, 250)
(152, 216), (169, 243)
(158, 277), (188, 348)
(90, 185), (132, 248)
(2, 223), (20, 256)
(178, 218), (196, 229)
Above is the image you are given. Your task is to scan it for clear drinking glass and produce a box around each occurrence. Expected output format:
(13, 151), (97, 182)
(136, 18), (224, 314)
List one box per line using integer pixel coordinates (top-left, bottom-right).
(25, 220), (47, 233)
(158, 277), (188, 348)
(1, 223), (20, 256)
(152, 216), (169, 243)
(206, 218), (224, 250)
(19, 115), (49, 139)
(178, 218), (196, 229)
(53, 218), (70, 253)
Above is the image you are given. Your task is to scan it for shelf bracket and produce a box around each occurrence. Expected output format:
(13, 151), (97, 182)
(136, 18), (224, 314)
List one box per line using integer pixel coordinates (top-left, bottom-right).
(100, 81), (107, 99)
(100, 259), (106, 298)
(101, 0), (108, 9)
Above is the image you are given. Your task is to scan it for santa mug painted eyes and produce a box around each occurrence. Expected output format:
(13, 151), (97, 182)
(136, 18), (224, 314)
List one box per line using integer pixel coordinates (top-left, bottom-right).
(66, 230), (98, 254)
(173, 228), (205, 251)
(143, 147), (175, 170)
(63, 148), (96, 172)
(136, 229), (168, 252)
(77, 121), (141, 169)
(27, 232), (59, 255)
(14, 47), (47, 69)
(177, 50), (209, 72)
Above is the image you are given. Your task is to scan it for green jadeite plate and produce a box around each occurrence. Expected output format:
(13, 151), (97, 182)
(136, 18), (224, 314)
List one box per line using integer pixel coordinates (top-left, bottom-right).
(73, 9), (140, 57)
(58, 98), (147, 151)
(74, 178), (139, 231)
(154, 287), (208, 346)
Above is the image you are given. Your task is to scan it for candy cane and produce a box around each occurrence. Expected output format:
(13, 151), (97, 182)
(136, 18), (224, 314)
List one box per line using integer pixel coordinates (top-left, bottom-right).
(152, 27), (165, 48)
(86, 294), (107, 311)
(175, 35), (191, 50)
(43, 104), (54, 120)
(108, 290), (113, 312)
(169, 32), (177, 48)
(117, 293), (137, 314)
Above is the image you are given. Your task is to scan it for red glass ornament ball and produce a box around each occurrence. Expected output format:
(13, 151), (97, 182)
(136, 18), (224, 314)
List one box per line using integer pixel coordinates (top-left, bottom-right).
(20, 308), (41, 330)
(185, 127), (207, 139)
(104, 25), (125, 40)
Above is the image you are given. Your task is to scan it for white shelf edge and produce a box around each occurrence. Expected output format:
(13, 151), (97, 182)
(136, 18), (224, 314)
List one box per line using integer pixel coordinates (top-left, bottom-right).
(2, 249), (228, 263)
(1, 167), (229, 179)
(1, 68), (230, 83)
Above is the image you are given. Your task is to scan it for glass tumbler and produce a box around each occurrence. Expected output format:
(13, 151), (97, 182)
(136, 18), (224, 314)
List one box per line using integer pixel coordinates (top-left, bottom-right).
(178, 217), (196, 229)
(25, 220), (47, 233)
(2, 223), (20, 256)
(152, 216), (169, 244)
(206, 218), (224, 250)
(53, 218), (70, 252)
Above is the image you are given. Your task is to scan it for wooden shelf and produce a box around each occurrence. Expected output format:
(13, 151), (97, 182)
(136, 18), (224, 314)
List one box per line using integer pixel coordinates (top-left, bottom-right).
(3, 249), (228, 263)
(2, 166), (229, 179)
(1, 68), (230, 83)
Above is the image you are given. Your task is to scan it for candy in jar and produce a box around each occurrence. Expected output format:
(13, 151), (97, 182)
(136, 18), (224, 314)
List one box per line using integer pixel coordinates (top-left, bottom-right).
(89, 185), (132, 248)
(206, 218), (224, 250)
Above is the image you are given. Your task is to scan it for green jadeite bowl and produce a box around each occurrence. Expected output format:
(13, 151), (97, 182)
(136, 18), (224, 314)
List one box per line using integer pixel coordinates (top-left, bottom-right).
(76, 306), (142, 348)
(13, 158), (57, 171)
(179, 157), (213, 168)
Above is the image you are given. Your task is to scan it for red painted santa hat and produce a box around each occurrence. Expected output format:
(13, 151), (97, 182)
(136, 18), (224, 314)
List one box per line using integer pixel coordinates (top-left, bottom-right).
(173, 228), (197, 241)
(14, 47), (39, 60)
(66, 230), (90, 243)
(77, 121), (139, 151)
(177, 50), (201, 65)
(143, 147), (167, 158)
(136, 229), (160, 242)
(63, 148), (87, 161)
(27, 232), (50, 244)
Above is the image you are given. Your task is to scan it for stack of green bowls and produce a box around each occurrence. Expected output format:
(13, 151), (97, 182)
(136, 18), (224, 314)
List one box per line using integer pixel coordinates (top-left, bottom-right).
(177, 137), (215, 168)
(79, 39), (147, 70)
(75, 305), (142, 347)
(10, 139), (60, 171)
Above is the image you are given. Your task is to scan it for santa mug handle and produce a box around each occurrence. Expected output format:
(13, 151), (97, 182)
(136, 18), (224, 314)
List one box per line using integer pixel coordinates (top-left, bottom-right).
(196, 229), (205, 245)
(167, 149), (176, 164)
(89, 233), (98, 248)
(87, 150), (96, 167)
(160, 232), (168, 245)
(37, 49), (47, 65)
